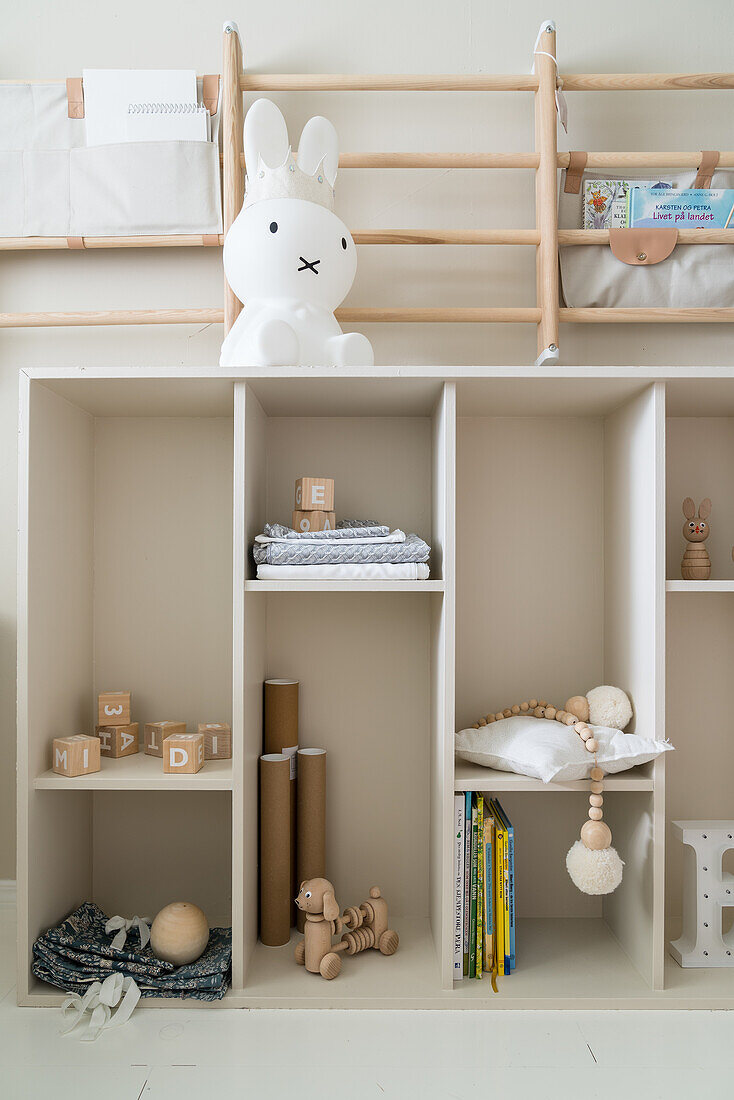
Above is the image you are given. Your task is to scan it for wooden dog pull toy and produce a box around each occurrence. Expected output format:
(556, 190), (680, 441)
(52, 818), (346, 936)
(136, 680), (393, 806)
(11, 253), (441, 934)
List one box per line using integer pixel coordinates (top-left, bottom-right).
(294, 879), (399, 980)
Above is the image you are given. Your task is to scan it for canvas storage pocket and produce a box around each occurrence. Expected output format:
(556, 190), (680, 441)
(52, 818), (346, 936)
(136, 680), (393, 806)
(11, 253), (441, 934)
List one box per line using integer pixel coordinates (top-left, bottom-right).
(558, 162), (734, 309)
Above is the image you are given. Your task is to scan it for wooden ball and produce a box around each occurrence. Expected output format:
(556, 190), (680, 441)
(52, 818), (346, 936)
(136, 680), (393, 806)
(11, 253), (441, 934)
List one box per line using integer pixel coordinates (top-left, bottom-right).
(151, 902), (209, 966)
(538, 700), (548, 709)
(565, 695), (590, 723)
(588, 807), (603, 820)
(544, 706), (556, 720)
(590, 766), (604, 782)
(555, 711), (566, 722)
(581, 819), (612, 850)
(320, 952), (342, 980)
(589, 793), (603, 807)
(533, 706), (545, 718)
(520, 702), (529, 711)
(486, 714), (495, 723)
(590, 780), (604, 794)
(585, 738), (599, 752)
(478, 717), (487, 726)
(563, 714), (576, 726)
(495, 712), (504, 723)
(511, 705), (520, 715)
(579, 728), (592, 741)
(529, 699), (538, 709)
(379, 929), (400, 956)
(503, 708), (512, 718)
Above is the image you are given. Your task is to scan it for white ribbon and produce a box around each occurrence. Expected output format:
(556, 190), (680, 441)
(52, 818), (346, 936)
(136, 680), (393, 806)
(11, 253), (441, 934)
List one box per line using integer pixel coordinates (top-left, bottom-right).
(105, 914), (151, 951)
(532, 20), (569, 133)
(60, 973), (141, 1041)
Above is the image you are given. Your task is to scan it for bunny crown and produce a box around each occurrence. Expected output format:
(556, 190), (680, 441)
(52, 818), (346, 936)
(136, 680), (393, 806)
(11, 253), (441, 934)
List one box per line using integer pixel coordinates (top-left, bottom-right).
(243, 99), (338, 212)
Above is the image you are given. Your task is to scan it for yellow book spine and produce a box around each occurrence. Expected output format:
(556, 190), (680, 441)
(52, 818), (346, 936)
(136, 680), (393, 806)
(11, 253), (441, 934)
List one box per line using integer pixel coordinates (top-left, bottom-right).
(495, 813), (505, 977)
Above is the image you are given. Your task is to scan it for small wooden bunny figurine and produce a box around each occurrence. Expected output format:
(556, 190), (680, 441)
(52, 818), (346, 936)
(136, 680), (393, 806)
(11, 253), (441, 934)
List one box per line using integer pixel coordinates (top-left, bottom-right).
(681, 497), (711, 580)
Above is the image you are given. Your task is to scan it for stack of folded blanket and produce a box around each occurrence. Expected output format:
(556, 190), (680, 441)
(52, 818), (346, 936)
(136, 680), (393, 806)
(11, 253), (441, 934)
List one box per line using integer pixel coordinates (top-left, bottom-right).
(253, 519), (431, 580)
(32, 902), (231, 1001)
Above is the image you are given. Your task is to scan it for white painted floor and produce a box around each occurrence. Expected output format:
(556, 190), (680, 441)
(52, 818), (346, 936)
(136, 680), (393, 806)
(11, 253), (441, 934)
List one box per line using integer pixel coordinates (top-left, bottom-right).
(1, 902), (731, 1099)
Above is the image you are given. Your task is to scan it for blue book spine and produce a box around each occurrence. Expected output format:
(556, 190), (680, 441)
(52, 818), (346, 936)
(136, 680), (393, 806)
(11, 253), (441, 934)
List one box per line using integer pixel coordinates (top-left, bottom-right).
(507, 822), (515, 971)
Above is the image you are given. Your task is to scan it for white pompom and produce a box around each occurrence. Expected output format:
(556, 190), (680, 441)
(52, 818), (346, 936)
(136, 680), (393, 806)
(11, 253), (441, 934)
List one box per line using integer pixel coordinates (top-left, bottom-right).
(566, 840), (623, 895)
(586, 685), (633, 731)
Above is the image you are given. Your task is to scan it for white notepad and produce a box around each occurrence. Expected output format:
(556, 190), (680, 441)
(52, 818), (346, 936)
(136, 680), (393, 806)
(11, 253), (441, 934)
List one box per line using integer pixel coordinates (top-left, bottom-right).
(82, 69), (206, 146)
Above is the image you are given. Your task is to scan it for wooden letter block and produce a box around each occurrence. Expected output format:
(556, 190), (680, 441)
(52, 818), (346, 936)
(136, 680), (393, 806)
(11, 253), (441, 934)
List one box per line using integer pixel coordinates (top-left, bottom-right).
(199, 723), (232, 760)
(144, 721), (186, 757)
(163, 732), (205, 774)
(294, 477), (334, 512)
(96, 722), (139, 759)
(98, 691), (131, 727)
(52, 734), (101, 778)
(292, 510), (335, 533)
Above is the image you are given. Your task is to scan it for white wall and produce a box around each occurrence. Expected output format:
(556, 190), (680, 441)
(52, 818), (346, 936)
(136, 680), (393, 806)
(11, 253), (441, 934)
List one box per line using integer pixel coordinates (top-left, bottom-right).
(2, 0), (733, 877)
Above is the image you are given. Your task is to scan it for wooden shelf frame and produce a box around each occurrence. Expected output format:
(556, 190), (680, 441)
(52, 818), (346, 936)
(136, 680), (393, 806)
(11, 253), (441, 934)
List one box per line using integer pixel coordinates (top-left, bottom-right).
(2, 22), (734, 354)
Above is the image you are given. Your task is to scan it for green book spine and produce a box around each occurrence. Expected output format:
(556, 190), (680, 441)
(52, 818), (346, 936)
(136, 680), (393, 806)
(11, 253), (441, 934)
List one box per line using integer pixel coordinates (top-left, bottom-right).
(475, 795), (484, 979)
(469, 795), (478, 979)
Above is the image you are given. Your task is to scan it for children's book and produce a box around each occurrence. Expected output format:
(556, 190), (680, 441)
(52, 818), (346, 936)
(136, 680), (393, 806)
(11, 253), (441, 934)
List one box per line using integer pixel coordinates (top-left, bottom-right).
(463, 791), (471, 976)
(475, 795), (484, 979)
(583, 178), (673, 229)
(628, 188), (734, 230)
(469, 795), (478, 979)
(494, 808), (505, 977)
(490, 799), (511, 974)
(483, 812), (495, 975)
(493, 800), (515, 972)
(453, 794), (465, 980)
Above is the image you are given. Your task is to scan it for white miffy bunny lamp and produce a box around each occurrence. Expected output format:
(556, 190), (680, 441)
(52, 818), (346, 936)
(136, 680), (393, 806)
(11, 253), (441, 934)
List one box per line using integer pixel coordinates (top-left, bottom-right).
(220, 99), (374, 368)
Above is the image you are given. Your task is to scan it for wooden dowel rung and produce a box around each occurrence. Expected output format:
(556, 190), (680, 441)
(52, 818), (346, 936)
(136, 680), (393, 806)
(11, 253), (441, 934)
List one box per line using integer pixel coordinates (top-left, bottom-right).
(239, 74), (539, 91)
(353, 230), (539, 245)
(559, 229), (734, 245)
(0, 309), (225, 328)
(560, 308), (734, 323)
(336, 308), (541, 323)
(561, 73), (734, 91)
(558, 151), (734, 169)
(0, 235), (224, 251)
(236, 151), (541, 169)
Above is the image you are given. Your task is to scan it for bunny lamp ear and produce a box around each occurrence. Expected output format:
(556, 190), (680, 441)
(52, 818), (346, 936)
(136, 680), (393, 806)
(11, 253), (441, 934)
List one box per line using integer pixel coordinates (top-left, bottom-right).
(699, 498), (712, 520)
(682, 497), (696, 520)
(298, 116), (339, 186)
(244, 98), (290, 176)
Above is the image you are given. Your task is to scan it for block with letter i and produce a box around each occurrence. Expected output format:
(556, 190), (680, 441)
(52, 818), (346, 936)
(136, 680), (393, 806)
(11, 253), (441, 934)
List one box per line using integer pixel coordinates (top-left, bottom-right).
(98, 691), (131, 726)
(199, 723), (232, 760)
(97, 723), (139, 759)
(52, 734), (101, 777)
(144, 721), (186, 757)
(294, 477), (334, 512)
(163, 732), (205, 774)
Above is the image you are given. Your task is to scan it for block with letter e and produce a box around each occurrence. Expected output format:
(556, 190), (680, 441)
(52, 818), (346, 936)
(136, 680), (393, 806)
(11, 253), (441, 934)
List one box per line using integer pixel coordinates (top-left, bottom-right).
(199, 723), (232, 760)
(294, 477), (334, 512)
(96, 723), (139, 758)
(163, 732), (205, 774)
(52, 734), (101, 777)
(144, 721), (186, 757)
(98, 691), (131, 727)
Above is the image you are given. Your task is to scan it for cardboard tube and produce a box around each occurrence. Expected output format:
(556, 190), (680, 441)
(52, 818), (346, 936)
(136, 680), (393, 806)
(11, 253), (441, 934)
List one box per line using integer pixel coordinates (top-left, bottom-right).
(296, 748), (326, 932)
(259, 753), (291, 947)
(264, 679), (299, 925)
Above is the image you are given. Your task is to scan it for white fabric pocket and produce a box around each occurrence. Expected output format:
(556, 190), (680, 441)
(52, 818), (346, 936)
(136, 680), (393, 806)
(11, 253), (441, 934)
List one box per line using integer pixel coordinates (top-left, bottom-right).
(455, 715), (672, 783)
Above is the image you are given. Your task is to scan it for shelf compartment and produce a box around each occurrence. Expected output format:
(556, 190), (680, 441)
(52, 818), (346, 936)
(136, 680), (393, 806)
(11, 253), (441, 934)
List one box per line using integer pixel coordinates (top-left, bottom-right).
(454, 760), (655, 792)
(34, 754), (232, 791)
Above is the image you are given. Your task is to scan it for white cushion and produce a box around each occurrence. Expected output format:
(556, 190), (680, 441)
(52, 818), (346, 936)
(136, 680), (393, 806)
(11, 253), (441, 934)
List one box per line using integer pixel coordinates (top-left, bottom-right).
(455, 716), (672, 784)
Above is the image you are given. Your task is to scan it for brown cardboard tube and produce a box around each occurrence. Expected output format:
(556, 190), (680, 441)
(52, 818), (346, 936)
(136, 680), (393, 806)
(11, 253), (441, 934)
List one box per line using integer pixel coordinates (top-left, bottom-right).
(296, 748), (326, 932)
(264, 679), (299, 925)
(259, 753), (291, 947)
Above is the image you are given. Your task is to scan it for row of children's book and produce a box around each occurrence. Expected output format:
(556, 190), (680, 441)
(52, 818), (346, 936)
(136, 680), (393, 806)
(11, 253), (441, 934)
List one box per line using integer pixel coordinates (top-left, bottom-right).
(583, 180), (734, 230)
(453, 792), (515, 981)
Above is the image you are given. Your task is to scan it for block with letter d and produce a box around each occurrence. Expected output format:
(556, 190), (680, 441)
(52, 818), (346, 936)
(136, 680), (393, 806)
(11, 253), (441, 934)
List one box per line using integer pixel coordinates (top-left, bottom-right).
(292, 509), (335, 533)
(98, 691), (131, 727)
(96, 723), (139, 759)
(52, 734), (101, 777)
(199, 723), (232, 760)
(163, 732), (205, 774)
(294, 477), (334, 512)
(144, 721), (186, 757)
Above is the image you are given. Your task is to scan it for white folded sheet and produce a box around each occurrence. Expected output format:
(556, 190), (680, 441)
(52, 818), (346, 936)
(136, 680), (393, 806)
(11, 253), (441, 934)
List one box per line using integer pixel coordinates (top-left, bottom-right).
(256, 562), (430, 581)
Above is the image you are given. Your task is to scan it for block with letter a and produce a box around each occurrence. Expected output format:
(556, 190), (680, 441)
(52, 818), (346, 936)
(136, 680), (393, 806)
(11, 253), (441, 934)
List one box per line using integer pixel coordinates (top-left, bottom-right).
(199, 722), (232, 760)
(294, 477), (335, 512)
(98, 691), (131, 727)
(52, 734), (101, 777)
(292, 509), (335, 533)
(144, 721), (186, 757)
(96, 723), (139, 758)
(163, 732), (205, 774)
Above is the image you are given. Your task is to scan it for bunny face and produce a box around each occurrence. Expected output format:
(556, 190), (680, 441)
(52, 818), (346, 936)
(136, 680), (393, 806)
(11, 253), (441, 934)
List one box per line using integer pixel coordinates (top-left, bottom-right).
(682, 497), (711, 542)
(223, 199), (357, 312)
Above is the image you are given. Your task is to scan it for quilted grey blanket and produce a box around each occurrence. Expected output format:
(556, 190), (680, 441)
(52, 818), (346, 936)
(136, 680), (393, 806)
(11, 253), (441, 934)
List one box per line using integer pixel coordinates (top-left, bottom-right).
(253, 531), (430, 567)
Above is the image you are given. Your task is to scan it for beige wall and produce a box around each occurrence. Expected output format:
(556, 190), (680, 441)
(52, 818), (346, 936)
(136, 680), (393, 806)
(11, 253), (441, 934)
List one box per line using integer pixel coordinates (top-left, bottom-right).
(2, 0), (734, 877)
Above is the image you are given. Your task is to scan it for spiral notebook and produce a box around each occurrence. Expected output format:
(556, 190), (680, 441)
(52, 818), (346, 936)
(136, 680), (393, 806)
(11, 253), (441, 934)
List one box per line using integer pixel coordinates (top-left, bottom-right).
(83, 69), (209, 145)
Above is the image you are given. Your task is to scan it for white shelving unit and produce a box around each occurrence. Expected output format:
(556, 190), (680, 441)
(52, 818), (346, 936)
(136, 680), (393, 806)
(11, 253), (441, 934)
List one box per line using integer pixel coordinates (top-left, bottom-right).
(16, 365), (734, 1009)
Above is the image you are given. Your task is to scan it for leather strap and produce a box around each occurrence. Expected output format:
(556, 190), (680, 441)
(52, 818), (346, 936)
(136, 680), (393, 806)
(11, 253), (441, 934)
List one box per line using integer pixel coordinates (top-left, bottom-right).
(202, 74), (220, 115)
(609, 227), (678, 266)
(66, 77), (84, 119)
(202, 234), (220, 246)
(694, 150), (719, 189)
(67, 237), (86, 249)
(564, 151), (587, 194)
